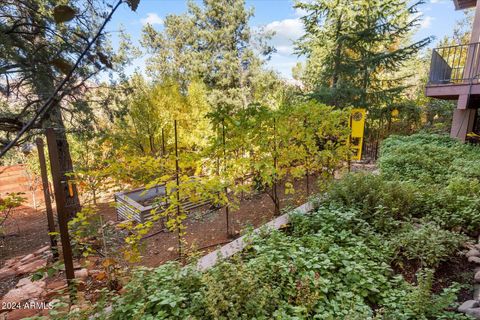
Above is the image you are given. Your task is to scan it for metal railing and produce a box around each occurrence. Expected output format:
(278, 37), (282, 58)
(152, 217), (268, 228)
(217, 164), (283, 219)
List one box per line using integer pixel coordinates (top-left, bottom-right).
(428, 43), (480, 85)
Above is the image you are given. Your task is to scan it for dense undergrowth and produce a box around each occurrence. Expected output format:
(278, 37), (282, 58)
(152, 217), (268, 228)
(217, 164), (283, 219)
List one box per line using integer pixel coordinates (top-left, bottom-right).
(61, 134), (480, 319)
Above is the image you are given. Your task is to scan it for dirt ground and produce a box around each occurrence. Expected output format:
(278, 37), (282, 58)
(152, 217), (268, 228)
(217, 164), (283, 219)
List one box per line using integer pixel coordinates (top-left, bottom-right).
(0, 175), (321, 270)
(0, 207), (51, 265)
(133, 175), (320, 267)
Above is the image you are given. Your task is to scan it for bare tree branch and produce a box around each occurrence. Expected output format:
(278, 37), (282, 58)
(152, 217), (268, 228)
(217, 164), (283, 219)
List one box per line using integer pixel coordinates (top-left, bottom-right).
(0, 0), (124, 157)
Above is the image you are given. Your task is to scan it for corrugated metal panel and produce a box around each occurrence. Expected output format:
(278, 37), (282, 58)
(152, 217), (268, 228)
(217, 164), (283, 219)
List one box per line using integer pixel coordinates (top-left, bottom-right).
(114, 185), (215, 224)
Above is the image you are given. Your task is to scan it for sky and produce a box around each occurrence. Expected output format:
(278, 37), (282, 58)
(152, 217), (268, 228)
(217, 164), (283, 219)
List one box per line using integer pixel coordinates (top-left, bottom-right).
(106, 0), (470, 80)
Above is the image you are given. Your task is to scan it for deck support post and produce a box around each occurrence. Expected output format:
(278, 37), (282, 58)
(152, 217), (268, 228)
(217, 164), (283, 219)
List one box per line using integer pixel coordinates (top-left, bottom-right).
(451, 108), (477, 141)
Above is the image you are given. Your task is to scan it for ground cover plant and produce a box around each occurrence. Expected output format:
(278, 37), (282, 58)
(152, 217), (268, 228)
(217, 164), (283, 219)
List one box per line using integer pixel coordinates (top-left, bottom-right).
(0, 193), (25, 237)
(378, 134), (480, 234)
(42, 133), (477, 320)
(1, 0), (479, 318)
(57, 207), (467, 320)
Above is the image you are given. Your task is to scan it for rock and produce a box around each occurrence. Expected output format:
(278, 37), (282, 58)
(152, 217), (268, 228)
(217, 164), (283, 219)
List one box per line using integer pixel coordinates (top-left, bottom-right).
(16, 258), (47, 275)
(465, 308), (480, 319)
(70, 304), (80, 313)
(20, 254), (36, 264)
(468, 256), (480, 264)
(89, 269), (101, 276)
(475, 271), (480, 283)
(459, 300), (479, 312)
(4, 258), (18, 268)
(1, 280), (45, 303)
(44, 288), (65, 300)
(74, 268), (88, 280)
(34, 245), (51, 256)
(5, 308), (39, 320)
(474, 284), (480, 300)
(467, 249), (480, 258)
(0, 267), (16, 281)
(46, 280), (67, 290)
(16, 277), (34, 288)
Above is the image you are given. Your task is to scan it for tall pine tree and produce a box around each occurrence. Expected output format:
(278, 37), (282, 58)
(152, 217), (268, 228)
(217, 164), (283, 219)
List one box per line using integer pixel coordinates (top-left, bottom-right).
(141, 0), (275, 118)
(295, 0), (432, 110)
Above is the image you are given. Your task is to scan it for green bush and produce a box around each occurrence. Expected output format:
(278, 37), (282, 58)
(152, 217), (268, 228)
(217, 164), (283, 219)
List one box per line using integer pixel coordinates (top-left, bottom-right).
(328, 134), (480, 234)
(379, 269), (468, 320)
(390, 222), (467, 269)
(324, 173), (421, 233)
(89, 207), (466, 320)
(379, 133), (480, 185)
(420, 180), (480, 234)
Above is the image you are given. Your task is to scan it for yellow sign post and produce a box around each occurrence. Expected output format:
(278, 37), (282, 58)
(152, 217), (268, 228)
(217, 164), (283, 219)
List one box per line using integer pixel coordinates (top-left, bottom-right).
(349, 109), (366, 161)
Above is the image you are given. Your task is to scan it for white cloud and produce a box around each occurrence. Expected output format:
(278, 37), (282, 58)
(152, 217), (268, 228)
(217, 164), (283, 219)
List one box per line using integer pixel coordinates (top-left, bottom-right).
(141, 13), (164, 26)
(266, 19), (304, 40)
(265, 55), (303, 80)
(413, 9), (434, 29)
(420, 15), (434, 29)
(265, 18), (304, 56)
(276, 45), (295, 55)
(294, 7), (308, 17)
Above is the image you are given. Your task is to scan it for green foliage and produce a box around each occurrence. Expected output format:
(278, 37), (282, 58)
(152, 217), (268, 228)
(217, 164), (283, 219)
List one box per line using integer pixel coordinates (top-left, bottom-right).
(391, 223), (467, 269)
(0, 192), (25, 235)
(295, 0), (431, 109)
(30, 261), (66, 282)
(68, 206), (103, 258)
(141, 0), (275, 114)
(89, 207), (466, 320)
(377, 134), (480, 233)
(419, 179), (480, 234)
(379, 270), (468, 320)
(0, 0), (136, 149)
(324, 173), (420, 233)
(110, 76), (212, 157)
(55, 133), (478, 319)
(378, 133), (478, 184)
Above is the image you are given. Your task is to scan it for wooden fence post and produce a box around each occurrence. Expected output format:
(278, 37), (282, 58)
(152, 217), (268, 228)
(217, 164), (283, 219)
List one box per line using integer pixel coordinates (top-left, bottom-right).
(35, 138), (58, 258)
(45, 128), (76, 296)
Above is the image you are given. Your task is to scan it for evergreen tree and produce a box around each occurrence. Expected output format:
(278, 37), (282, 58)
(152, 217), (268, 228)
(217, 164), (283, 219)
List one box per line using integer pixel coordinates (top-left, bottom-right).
(141, 0), (275, 118)
(295, 0), (432, 110)
(0, 0), (137, 217)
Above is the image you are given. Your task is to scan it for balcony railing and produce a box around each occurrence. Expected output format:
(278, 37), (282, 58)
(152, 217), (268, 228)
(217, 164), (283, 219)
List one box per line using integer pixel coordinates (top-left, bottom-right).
(429, 43), (480, 85)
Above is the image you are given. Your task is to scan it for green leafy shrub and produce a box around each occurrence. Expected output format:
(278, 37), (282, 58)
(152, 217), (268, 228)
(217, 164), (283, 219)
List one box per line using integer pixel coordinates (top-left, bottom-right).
(380, 269), (468, 320)
(323, 173), (421, 233)
(55, 133), (475, 320)
(379, 133), (480, 185)
(327, 133), (480, 234)
(420, 181), (480, 234)
(91, 208), (466, 320)
(0, 192), (25, 236)
(390, 222), (467, 269)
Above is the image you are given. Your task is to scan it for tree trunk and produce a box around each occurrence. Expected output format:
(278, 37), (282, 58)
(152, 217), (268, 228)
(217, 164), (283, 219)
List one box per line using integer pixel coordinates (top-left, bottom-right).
(30, 5), (81, 220)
